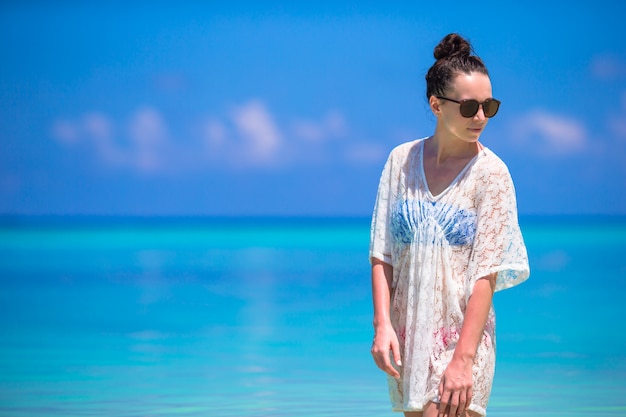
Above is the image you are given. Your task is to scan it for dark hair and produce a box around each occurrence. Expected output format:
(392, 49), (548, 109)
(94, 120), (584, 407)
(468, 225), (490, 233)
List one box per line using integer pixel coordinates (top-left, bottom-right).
(425, 33), (489, 100)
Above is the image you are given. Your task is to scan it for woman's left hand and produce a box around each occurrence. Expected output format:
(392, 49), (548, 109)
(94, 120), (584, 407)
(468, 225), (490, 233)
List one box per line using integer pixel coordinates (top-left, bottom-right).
(438, 356), (473, 417)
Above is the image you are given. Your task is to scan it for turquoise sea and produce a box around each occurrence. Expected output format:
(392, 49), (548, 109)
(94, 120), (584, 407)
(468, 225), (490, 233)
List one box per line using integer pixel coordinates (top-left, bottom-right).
(0, 216), (625, 417)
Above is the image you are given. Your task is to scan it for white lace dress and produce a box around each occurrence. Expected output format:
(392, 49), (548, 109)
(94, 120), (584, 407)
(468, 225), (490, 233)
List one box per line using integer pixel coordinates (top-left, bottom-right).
(369, 138), (529, 416)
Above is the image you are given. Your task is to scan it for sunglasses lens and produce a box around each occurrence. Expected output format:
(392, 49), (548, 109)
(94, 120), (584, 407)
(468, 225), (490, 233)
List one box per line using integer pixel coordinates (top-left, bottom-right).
(483, 99), (500, 118)
(459, 100), (479, 118)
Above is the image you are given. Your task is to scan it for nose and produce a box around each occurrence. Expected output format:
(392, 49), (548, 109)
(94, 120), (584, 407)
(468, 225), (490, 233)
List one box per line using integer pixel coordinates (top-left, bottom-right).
(473, 105), (487, 121)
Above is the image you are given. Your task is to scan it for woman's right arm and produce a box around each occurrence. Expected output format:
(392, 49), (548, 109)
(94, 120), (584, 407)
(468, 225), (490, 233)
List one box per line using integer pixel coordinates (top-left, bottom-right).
(370, 258), (401, 378)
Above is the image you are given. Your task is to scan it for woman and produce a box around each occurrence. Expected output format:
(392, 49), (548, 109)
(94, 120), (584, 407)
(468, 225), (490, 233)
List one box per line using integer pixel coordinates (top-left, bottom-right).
(369, 33), (530, 417)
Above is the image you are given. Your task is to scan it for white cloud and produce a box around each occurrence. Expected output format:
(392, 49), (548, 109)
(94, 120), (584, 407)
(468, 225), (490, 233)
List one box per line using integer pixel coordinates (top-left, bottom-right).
(128, 107), (168, 173)
(203, 118), (228, 148)
(324, 111), (348, 137)
(52, 112), (125, 166)
(291, 119), (325, 141)
(345, 142), (387, 164)
(291, 110), (348, 142)
(51, 108), (170, 174)
(231, 100), (281, 164)
(129, 108), (167, 146)
(50, 100), (384, 174)
(80, 112), (127, 167)
(83, 112), (114, 141)
(51, 120), (81, 144)
(591, 54), (626, 80)
(510, 110), (587, 155)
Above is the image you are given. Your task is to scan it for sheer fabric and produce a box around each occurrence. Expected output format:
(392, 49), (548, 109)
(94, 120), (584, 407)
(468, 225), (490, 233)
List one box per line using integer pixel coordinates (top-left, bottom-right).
(370, 138), (529, 415)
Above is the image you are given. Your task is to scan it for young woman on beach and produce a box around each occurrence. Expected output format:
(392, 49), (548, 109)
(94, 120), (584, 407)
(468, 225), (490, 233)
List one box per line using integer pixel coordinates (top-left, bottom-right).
(369, 33), (530, 417)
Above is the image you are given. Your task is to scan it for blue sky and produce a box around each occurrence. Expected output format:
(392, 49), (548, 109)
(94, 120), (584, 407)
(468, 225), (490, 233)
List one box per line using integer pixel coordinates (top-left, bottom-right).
(1, 1), (625, 216)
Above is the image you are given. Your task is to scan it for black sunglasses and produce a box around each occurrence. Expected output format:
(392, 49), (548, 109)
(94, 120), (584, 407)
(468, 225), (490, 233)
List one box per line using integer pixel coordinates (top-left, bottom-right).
(436, 96), (501, 118)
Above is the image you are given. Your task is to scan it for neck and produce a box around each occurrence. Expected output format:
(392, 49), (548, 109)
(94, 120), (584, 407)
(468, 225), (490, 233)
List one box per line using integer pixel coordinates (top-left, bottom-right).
(428, 133), (479, 166)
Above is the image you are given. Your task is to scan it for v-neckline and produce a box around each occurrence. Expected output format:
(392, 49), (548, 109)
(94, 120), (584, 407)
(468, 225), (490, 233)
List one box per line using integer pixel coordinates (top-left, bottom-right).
(418, 139), (483, 201)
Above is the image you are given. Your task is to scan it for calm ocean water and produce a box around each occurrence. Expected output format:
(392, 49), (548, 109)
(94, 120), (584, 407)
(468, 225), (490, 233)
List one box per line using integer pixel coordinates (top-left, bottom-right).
(0, 216), (625, 416)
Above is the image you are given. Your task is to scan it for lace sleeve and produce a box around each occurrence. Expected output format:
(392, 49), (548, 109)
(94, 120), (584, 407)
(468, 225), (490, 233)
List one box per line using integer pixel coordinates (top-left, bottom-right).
(467, 161), (530, 294)
(369, 151), (395, 265)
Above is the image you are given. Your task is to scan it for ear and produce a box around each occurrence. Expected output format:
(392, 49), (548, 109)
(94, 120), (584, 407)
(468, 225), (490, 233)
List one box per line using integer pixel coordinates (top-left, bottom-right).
(429, 95), (442, 116)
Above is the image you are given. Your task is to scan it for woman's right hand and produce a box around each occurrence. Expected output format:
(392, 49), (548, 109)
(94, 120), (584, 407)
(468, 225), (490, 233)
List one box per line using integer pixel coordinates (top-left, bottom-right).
(371, 324), (402, 378)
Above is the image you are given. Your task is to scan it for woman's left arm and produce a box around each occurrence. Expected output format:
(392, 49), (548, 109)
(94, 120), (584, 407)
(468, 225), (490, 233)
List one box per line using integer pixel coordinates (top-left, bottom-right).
(438, 272), (497, 417)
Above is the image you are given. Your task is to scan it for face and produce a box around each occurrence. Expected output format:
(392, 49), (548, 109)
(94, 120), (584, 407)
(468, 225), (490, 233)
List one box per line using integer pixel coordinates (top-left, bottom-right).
(430, 72), (493, 144)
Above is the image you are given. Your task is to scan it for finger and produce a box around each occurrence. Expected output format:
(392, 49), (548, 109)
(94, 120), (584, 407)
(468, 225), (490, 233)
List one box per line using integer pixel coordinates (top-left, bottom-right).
(372, 346), (399, 378)
(448, 391), (460, 417)
(385, 364), (400, 378)
(384, 350), (401, 378)
(439, 388), (451, 417)
(458, 389), (467, 416)
(370, 345), (385, 370)
(371, 348), (387, 371)
(437, 404), (450, 417)
(437, 401), (445, 417)
(463, 386), (473, 417)
(391, 337), (402, 367)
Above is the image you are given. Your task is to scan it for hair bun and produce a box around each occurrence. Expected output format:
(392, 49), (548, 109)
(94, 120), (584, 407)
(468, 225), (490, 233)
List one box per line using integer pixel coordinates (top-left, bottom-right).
(425, 33), (488, 100)
(433, 33), (472, 61)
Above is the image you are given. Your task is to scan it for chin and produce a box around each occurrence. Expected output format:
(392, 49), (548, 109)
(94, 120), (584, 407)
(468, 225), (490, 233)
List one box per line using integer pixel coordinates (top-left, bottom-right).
(462, 135), (480, 143)
(452, 130), (481, 144)
(468, 130), (484, 140)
